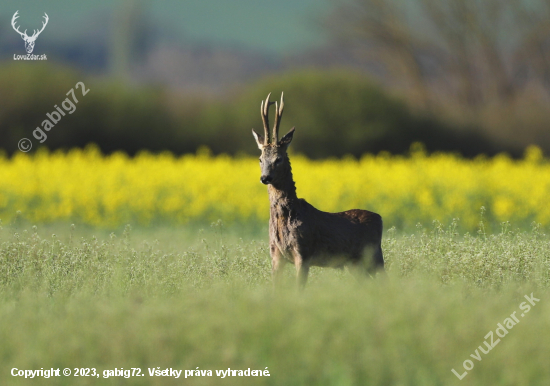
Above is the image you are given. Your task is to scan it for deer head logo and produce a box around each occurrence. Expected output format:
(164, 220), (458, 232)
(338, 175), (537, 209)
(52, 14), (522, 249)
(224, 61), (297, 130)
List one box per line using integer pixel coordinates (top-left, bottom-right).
(11, 11), (49, 54)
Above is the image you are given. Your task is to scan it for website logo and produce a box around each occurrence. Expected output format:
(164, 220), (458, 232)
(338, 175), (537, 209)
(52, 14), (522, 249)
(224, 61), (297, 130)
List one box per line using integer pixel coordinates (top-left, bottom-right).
(11, 11), (48, 60)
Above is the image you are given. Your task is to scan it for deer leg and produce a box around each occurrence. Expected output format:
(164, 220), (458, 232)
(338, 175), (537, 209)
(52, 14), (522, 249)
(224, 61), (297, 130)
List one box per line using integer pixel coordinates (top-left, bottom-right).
(294, 254), (310, 290)
(271, 243), (286, 288)
(352, 245), (385, 279)
(347, 255), (368, 282)
(373, 244), (385, 270)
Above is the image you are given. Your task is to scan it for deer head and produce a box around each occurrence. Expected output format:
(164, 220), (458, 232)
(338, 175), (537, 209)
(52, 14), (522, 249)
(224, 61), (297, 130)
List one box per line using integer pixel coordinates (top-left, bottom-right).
(11, 11), (49, 54)
(252, 93), (295, 185)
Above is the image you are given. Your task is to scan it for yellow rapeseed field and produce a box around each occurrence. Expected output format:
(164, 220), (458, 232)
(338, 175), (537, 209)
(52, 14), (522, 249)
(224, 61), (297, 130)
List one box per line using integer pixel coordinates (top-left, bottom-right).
(0, 145), (548, 229)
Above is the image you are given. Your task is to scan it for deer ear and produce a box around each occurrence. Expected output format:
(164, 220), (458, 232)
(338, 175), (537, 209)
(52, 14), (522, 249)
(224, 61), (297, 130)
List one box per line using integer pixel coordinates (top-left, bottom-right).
(279, 127), (295, 147)
(252, 129), (264, 149)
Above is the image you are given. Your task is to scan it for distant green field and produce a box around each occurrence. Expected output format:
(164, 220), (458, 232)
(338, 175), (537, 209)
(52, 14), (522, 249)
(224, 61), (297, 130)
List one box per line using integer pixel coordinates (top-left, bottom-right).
(1, 221), (549, 385)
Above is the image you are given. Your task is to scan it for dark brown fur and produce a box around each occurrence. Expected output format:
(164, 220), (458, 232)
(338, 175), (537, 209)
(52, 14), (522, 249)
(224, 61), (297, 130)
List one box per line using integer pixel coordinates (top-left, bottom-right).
(252, 93), (384, 288)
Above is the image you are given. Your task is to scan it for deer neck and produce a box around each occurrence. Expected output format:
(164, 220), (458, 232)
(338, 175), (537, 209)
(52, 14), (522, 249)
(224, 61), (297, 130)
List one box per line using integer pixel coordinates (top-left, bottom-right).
(268, 160), (298, 212)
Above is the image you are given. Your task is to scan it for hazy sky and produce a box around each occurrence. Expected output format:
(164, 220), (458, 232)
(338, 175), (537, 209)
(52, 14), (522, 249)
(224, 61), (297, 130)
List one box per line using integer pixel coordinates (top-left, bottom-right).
(1, 0), (332, 54)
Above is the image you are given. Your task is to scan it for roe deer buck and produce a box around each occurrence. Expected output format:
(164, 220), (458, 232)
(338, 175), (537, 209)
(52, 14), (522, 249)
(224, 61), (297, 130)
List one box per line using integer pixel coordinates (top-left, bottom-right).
(252, 93), (384, 289)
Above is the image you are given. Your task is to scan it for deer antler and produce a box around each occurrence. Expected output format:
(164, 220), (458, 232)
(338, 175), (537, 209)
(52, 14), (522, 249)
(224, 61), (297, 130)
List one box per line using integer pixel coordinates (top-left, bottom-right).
(11, 11), (28, 38)
(30, 13), (49, 39)
(260, 93), (275, 145)
(273, 92), (284, 143)
(11, 12), (48, 40)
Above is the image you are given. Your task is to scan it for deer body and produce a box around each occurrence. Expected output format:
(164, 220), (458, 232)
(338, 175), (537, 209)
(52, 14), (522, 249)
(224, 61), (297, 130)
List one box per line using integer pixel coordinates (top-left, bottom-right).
(253, 93), (384, 288)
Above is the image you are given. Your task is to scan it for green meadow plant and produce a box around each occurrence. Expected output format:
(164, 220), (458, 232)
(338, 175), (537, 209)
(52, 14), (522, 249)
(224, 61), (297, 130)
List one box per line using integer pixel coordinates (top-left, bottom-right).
(0, 221), (549, 385)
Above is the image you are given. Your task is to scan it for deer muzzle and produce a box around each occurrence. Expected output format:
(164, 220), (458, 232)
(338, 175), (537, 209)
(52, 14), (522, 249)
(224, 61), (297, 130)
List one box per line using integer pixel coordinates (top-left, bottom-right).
(260, 175), (273, 185)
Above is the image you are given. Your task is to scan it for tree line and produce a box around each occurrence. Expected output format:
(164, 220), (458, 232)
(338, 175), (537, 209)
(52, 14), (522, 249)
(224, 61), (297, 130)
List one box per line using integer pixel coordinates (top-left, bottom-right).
(0, 64), (524, 158)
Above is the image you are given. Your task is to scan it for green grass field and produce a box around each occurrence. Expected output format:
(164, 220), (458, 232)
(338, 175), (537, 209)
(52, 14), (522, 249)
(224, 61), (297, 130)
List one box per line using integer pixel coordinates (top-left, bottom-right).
(1, 220), (549, 385)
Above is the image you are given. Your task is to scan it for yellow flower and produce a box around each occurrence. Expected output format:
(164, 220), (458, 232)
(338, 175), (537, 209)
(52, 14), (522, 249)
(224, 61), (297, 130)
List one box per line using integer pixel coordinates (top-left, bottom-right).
(0, 146), (548, 229)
